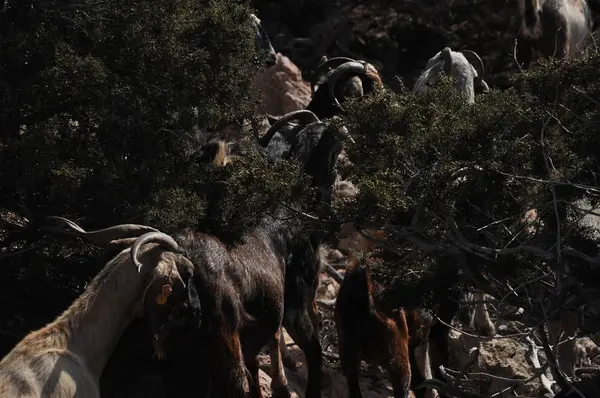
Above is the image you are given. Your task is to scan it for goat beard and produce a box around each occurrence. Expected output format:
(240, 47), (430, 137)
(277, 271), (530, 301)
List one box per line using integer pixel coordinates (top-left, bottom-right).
(151, 312), (180, 360)
(153, 337), (168, 361)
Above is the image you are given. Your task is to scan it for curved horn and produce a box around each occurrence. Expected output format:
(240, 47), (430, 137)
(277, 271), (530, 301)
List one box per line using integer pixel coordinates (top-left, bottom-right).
(311, 57), (357, 95)
(131, 231), (180, 273)
(259, 110), (320, 147)
(461, 50), (485, 81)
(440, 47), (453, 76)
(327, 62), (368, 109)
(42, 216), (160, 245)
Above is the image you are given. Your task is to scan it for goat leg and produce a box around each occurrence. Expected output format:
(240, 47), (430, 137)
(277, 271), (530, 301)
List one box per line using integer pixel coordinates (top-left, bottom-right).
(473, 292), (496, 337)
(338, 336), (363, 398)
(269, 328), (292, 398)
(244, 354), (264, 398)
(284, 312), (327, 398)
(279, 328), (299, 371)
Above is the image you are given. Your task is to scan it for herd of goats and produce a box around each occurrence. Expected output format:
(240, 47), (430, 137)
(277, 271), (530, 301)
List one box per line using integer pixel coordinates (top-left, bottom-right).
(0, 0), (598, 397)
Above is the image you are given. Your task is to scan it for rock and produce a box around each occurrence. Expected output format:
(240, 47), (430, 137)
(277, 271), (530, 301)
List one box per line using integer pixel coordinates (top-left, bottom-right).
(317, 280), (329, 298)
(326, 283), (338, 300)
(254, 53), (312, 116)
(576, 337), (600, 366)
(447, 329), (543, 397)
(476, 338), (541, 397)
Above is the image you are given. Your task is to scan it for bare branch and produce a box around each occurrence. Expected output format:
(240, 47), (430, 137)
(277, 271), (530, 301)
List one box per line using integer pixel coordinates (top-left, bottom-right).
(526, 335), (556, 395)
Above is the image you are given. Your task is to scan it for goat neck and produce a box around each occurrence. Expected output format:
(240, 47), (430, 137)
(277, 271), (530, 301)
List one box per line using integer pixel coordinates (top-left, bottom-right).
(1, 243), (170, 384)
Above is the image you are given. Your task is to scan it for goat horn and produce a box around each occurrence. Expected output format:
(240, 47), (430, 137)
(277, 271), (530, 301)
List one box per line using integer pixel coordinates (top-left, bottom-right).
(461, 50), (485, 81)
(327, 62), (370, 110)
(42, 216), (160, 245)
(479, 79), (490, 93)
(440, 47), (453, 76)
(311, 57), (357, 95)
(131, 231), (180, 273)
(259, 110), (320, 147)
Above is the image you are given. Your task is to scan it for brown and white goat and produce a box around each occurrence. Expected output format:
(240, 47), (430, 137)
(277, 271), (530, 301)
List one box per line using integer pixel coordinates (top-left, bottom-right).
(307, 56), (383, 119)
(0, 219), (192, 398)
(139, 112), (352, 398)
(516, 0), (594, 67)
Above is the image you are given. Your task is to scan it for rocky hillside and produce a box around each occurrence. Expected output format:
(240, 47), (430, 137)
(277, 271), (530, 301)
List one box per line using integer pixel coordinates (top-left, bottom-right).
(253, 0), (530, 92)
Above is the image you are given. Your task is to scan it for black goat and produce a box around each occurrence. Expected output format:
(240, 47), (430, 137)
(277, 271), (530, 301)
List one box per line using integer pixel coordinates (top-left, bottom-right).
(307, 56), (383, 119)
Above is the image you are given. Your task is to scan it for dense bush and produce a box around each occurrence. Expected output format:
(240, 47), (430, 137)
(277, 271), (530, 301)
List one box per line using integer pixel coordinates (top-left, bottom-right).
(337, 54), (600, 316)
(1, 0), (600, 386)
(0, 0), (313, 352)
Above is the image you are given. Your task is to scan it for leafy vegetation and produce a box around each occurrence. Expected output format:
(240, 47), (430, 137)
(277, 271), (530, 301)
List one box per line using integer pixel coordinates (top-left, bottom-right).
(1, 0), (600, 395)
(337, 54), (600, 321)
(0, 0), (312, 351)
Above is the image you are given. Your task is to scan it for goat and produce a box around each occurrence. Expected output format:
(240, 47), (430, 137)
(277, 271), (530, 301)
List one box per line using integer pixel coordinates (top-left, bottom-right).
(136, 113), (352, 398)
(197, 138), (242, 166)
(516, 0), (594, 68)
(307, 56), (383, 119)
(258, 109), (323, 160)
(195, 111), (333, 375)
(332, 218), (490, 398)
(0, 219), (193, 398)
(335, 252), (477, 398)
(335, 254), (415, 398)
(412, 47), (490, 104)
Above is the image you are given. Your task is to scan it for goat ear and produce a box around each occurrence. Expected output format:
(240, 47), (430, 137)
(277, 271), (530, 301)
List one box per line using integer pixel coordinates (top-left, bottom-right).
(184, 276), (202, 328)
(266, 114), (281, 125)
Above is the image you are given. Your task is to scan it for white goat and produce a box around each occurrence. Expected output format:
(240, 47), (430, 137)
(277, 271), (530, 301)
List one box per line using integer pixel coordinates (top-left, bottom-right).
(517, 0), (594, 66)
(412, 47), (490, 104)
(0, 219), (191, 398)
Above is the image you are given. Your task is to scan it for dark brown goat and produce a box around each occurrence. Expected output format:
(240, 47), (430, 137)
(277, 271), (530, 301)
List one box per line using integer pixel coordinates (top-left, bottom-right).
(307, 56), (383, 119)
(334, 237), (461, 398)
(335, 255), (414, 398)
(137, 113), (352, 398)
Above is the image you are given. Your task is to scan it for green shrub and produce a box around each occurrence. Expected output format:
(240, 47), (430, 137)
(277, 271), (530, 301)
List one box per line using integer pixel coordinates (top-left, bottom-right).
(338, 55), (600, 310)
(0, 0), (313, 346)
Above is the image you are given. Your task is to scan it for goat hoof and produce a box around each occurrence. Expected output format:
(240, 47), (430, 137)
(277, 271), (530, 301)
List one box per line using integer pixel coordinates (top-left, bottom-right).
(272, 385), (292, 398)
(282, 355), (299, 371)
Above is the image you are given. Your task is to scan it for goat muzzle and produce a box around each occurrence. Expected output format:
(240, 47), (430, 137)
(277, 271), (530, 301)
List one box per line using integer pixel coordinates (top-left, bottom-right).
(327, 61), (378, 110)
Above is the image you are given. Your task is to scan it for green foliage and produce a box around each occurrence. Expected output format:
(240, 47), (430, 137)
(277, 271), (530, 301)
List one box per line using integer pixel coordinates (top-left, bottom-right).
(0, 0), (267, 230)
(196, 149), (314, 240)
(338, 55), (600, 308)
(0, 0), (312, 347)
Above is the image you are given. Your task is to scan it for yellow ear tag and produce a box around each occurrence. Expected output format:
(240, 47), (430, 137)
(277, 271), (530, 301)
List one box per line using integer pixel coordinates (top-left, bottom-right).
(156, 294), (167, 305)
(155, 284), (173, 305)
